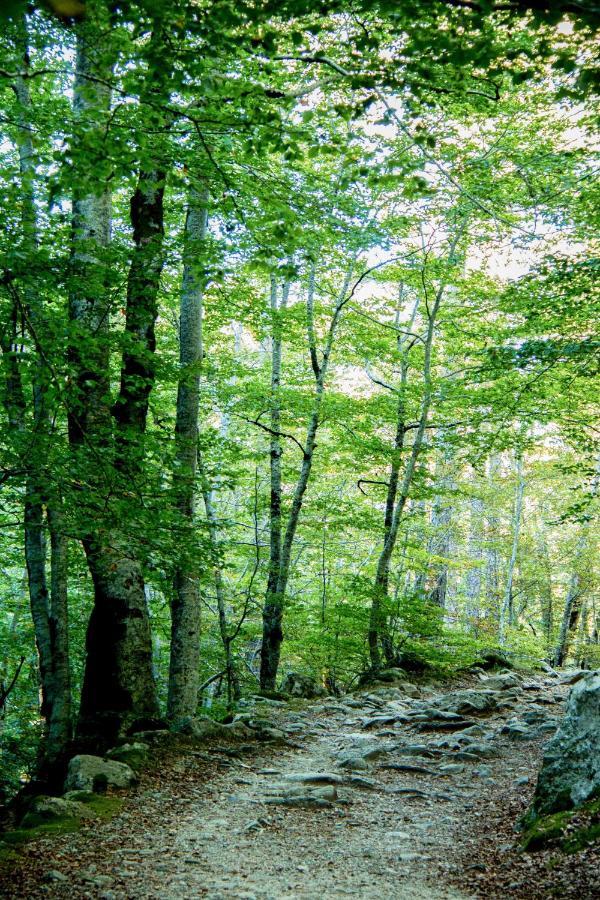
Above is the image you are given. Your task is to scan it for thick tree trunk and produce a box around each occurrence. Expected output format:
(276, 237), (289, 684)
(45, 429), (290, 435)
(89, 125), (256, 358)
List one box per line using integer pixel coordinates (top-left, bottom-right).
(2, 20), (72, 772)
(167, 185), (209, 722)
(71, 19), (169, 744)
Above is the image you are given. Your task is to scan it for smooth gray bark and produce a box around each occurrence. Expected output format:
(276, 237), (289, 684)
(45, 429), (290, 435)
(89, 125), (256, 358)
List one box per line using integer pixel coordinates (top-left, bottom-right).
(464, 493), (484, 628)
(1, 20), (72, 771)
(368, 226), (464, 670)
(167, 185), (209, 722)
(70, 20), (162, 744)
(499, 446), (525, 643)
(260, 262), (354, 689)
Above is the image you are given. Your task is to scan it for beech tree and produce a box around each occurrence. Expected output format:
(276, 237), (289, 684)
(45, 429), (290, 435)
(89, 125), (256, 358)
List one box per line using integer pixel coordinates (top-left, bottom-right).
(0, 0), (597, 796)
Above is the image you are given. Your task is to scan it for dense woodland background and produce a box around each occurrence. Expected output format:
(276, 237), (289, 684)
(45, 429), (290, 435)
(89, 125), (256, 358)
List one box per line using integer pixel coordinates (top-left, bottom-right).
(0, 0), (598, 800)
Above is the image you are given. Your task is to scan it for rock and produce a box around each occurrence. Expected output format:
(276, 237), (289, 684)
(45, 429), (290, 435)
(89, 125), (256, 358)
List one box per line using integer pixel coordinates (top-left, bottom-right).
(540, 661), (559, 678)
(22, 795), (97, 827)
(282, 772), (343, 785)
(253, 725), (287, 742)
(336, 756), (370, 771)
(173, 716), (226, 740)
(536, 721), (558, 735)
(415, 718), (477, 733)
(529, 671), (600, 818)
(264, 783), (337, 806)
(522, 709), (549, 724)
(280, 672), (327, 698)
(439, 763), (464, 774)
(375, 667), (409, 683)
(453, 742), (499, 759)
(64, 755), (137, 793)
(480, 672), (522, 691)
(500, 721), (534, 741)
(106, 742), (149, 770)
(62, 790), (97, 803)
(559, 669), (589, 686)
(433, 689), (500, 716)
(129, 729), (170, 743)
(43, 871), (68, 884)
(476, 649), (514, 670)
(84, 875), (113, 888)
(393, 744), (436, 758)
(361, 714), (405, 730)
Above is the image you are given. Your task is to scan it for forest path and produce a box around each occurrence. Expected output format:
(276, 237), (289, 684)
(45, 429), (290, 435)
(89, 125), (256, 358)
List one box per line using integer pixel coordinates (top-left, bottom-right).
(3, 671), (585, 900)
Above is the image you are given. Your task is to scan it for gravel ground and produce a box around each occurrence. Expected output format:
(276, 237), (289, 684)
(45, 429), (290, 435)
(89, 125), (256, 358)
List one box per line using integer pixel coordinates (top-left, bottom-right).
(1, 673), (598, 900)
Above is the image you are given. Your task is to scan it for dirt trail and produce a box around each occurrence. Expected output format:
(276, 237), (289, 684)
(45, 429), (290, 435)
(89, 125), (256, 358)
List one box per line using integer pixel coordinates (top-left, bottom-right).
(3, 672), (598, 900)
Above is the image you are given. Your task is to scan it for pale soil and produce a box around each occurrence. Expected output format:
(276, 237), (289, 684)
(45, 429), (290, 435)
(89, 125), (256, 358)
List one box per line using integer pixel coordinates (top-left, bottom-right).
(2, 673), (598, 900)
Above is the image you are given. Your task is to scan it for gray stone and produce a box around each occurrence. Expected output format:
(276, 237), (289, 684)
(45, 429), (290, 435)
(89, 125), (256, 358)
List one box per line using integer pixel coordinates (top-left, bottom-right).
(22, 795), (97, 826)
(280, 672), (327, 698)
(282, 772), (343, 785)
(432, 689), (500, 716)
(43, 871), (68, 884)
(453, 743), (499, 760)
(64, 755), (137, 792)
(500, 721), (534, 741)
(84, 875), (113, 888)
(106, 742), (149, 770)
(336, 756), (370, 771)
(530, 670), (600, 816)
(173, 716), (227, 740)
(361, 714), (404, 730)
(522, 709), (548, 724)
(62, 790), (97, 803)
(559, 669), (589, 686)
(536, 721), (558, 735)
(540, 662), (559, 678)
(439, 763), (464, 774)
(480, 672), (522, 691)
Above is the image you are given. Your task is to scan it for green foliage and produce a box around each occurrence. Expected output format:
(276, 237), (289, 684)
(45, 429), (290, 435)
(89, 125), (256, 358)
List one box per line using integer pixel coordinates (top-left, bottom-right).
(0, 0), (598, 800)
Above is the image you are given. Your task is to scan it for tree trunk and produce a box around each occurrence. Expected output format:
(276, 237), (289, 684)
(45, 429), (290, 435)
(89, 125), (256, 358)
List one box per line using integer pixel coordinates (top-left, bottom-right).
(426, 442), (454, 611)
(554, 567), (583, 668)
(260, 262), (354, 690)
(484, 453), (501, 615)
(260, 275), (289, 690)
(465, 493), (484, 629)
(368, 225), (464, 670)
(499, 446), (525, 643)
(552, 526), (593, 668)
(1, 18), (72, 772)
(167, 185), (209, 722)
(71, 18), (169, 744)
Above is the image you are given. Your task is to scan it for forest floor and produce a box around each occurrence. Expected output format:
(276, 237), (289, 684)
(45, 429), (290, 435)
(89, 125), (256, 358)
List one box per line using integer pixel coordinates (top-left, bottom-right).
(1, 671), (599, 900)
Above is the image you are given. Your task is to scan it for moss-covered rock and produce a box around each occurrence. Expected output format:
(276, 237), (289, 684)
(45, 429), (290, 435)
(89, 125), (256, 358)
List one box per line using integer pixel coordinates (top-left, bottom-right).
(529, 671), (600, 818)
(106, 741), (149, 771)
(64, 754), (138, 792)
(521, 798), (600, 853)
(21, 795), (97, 828)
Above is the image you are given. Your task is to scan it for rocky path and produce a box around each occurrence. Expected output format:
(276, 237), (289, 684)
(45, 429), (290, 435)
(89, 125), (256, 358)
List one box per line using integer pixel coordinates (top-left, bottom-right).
(3, 670), (599, 900)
